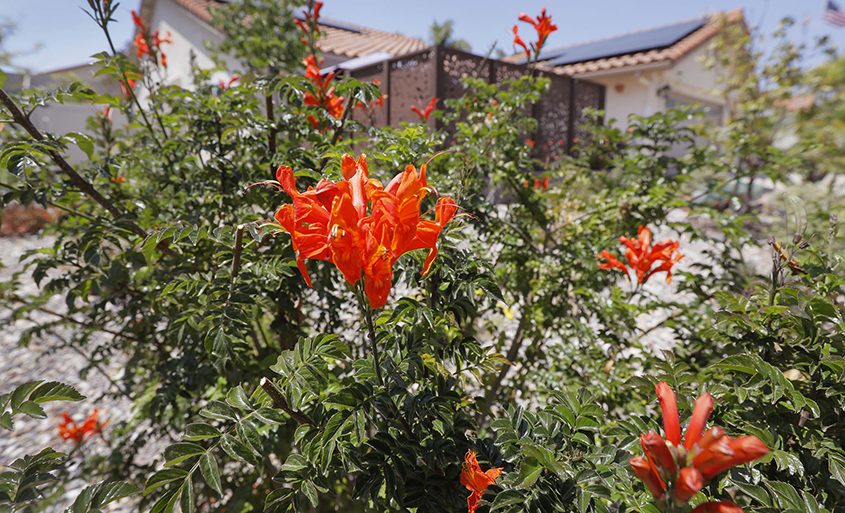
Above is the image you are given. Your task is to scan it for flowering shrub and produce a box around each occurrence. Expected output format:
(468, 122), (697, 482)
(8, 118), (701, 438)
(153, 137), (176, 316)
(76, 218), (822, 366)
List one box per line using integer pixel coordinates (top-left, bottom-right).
(0, 2), (844, 513)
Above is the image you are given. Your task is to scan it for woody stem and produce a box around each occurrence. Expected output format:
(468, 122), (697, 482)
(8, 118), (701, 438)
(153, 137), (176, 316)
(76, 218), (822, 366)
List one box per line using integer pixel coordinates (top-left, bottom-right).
(359, 289), (385, 388)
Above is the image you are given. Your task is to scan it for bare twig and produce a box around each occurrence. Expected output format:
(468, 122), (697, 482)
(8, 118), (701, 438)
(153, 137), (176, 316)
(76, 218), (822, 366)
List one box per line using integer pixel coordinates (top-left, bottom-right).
(229, 224), (245, 295)
(259, 377), (315, 426)
(265, 94), (277, 174)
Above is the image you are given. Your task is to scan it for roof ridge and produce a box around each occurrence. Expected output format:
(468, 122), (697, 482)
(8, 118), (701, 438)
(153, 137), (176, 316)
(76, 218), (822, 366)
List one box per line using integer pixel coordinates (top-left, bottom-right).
(317, 15), (423, 40)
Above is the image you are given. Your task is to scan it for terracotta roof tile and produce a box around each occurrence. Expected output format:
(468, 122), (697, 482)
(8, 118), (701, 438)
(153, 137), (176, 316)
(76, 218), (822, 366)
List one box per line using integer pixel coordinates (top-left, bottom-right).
(166, 0), (427, 58)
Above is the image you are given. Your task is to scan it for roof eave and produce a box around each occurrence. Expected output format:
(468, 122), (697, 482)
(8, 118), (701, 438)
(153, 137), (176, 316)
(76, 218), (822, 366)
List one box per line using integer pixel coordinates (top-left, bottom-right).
(557, 60), (673, 79)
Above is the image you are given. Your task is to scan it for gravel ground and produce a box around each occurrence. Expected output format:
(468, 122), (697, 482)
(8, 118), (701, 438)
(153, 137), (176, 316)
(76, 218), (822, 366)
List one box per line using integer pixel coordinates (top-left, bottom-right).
(0, 234), (132, 510)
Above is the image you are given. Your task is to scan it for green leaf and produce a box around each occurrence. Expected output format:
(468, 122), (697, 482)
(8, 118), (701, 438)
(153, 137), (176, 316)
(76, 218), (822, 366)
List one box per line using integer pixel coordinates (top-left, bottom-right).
(69, 481), (138, 513)
(18, 400), (46, 419)
(226, 386), (252, 411)
(163, 443), (205, 467)
(829, 454), (845, 487)
(144, 468), (188, 494)
(199, 453), (222, 496)
(220, 434), (259, 466)
(515, 459), (543, 488)
(29, 382), (85, 403)
(179, 478), (194, 513)
(63, 132), (94, 159)
(766, 481), (805, 510)
(184, 423), (221, 441)
(280, 453), (309, 473)
(199, 401), (237, 422)
(10, 382), (40, 410)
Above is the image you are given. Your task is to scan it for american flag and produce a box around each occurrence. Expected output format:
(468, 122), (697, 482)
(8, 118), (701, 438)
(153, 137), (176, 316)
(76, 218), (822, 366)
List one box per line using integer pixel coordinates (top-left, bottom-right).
(825, 0), (845, 27)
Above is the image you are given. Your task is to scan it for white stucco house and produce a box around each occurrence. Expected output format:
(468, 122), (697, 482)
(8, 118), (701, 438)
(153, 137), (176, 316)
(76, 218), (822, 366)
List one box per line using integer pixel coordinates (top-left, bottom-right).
(1, 0), (426, 140)
(508, 9), (746, 128)
(136, 0), (428, 87)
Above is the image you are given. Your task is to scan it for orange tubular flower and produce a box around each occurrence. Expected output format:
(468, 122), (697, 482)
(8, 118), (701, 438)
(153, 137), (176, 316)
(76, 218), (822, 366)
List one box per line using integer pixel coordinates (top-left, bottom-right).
(597, 225), (683, 285)
(460, 450), (503, 513)
(410, 97), (438, 122)
(295, 0), (324, 38)
(514, 8), (558, 60)
(518, 8), (558, 50)
(219, 74), (240, 91)
(119, 78), (137, 98)
(271, 154), (457, 309)
(512, 25), (530, 61)
(303, 55), (345, 123)
(58, 409), (107, 444)
(533, 176), (550, 190)
(629, 382), (768, 509)
(690, 502), (744, 513)
(131, 9), (171, 68)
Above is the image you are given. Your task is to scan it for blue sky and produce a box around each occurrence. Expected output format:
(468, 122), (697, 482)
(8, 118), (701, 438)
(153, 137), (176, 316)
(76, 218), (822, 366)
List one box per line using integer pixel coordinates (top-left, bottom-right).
(1, 0), (844, 73)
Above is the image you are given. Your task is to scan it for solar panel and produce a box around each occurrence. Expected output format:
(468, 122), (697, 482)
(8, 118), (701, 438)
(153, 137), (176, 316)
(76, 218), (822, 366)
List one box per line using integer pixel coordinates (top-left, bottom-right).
(538, 17), (706, 67)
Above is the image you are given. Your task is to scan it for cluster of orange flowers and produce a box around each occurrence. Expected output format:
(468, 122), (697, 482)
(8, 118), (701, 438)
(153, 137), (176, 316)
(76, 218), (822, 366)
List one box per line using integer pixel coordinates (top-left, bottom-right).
(272, 154), (457, 308)
(598, 225), (683, 285)
(533, 176), (550, 190)
(294, 0), (323, 41)
(460, 450), (502, 513)
(410, 96), (438, 122)
(131, 9), (171, 69)
(303, 55), (345, 128)
(631, 383), (768, 513)
(295, 1), (346, 129)
(58, 408), (107, 444)
(513, 8), (558, 62)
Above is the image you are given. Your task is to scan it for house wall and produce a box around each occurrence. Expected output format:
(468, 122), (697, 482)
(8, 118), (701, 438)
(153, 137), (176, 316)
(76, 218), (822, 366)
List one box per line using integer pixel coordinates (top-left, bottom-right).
(582, 43), (726, 127)
(148, 0), (232, 88)
(146, 0), (346, 88)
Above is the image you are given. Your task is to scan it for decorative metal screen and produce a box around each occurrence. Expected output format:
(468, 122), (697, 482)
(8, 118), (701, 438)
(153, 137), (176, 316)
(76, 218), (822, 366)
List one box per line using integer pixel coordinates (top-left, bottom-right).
(349, 46), (605, 158)
(572, 80), (606, 142)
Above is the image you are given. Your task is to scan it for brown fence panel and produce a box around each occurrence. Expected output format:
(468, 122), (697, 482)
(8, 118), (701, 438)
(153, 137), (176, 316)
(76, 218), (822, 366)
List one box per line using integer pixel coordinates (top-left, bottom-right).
(386, 49), (436, 128)
(349, 61), (388, 127)
(535, 74), (572, 160)
(572, 80), (605, 143)
(349, 45), (605, 158)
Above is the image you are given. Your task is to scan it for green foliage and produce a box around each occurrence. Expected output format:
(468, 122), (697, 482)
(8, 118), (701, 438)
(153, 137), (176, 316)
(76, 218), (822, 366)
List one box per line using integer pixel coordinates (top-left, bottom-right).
(0, 448), (66, 512)
(210, 0), (308, 75)
(1, 381), (84, 430)
(66, 481), (139, 513)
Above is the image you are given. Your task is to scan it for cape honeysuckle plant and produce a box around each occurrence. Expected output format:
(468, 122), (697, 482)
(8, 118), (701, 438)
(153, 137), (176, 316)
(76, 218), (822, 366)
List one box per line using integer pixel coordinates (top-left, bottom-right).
(1, 2), (844, 513)
(266, 153), (457, 308)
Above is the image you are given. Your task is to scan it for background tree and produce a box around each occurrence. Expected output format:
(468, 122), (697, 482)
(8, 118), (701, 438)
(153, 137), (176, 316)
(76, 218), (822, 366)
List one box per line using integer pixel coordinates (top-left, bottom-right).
(429, 19), (471, 51)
